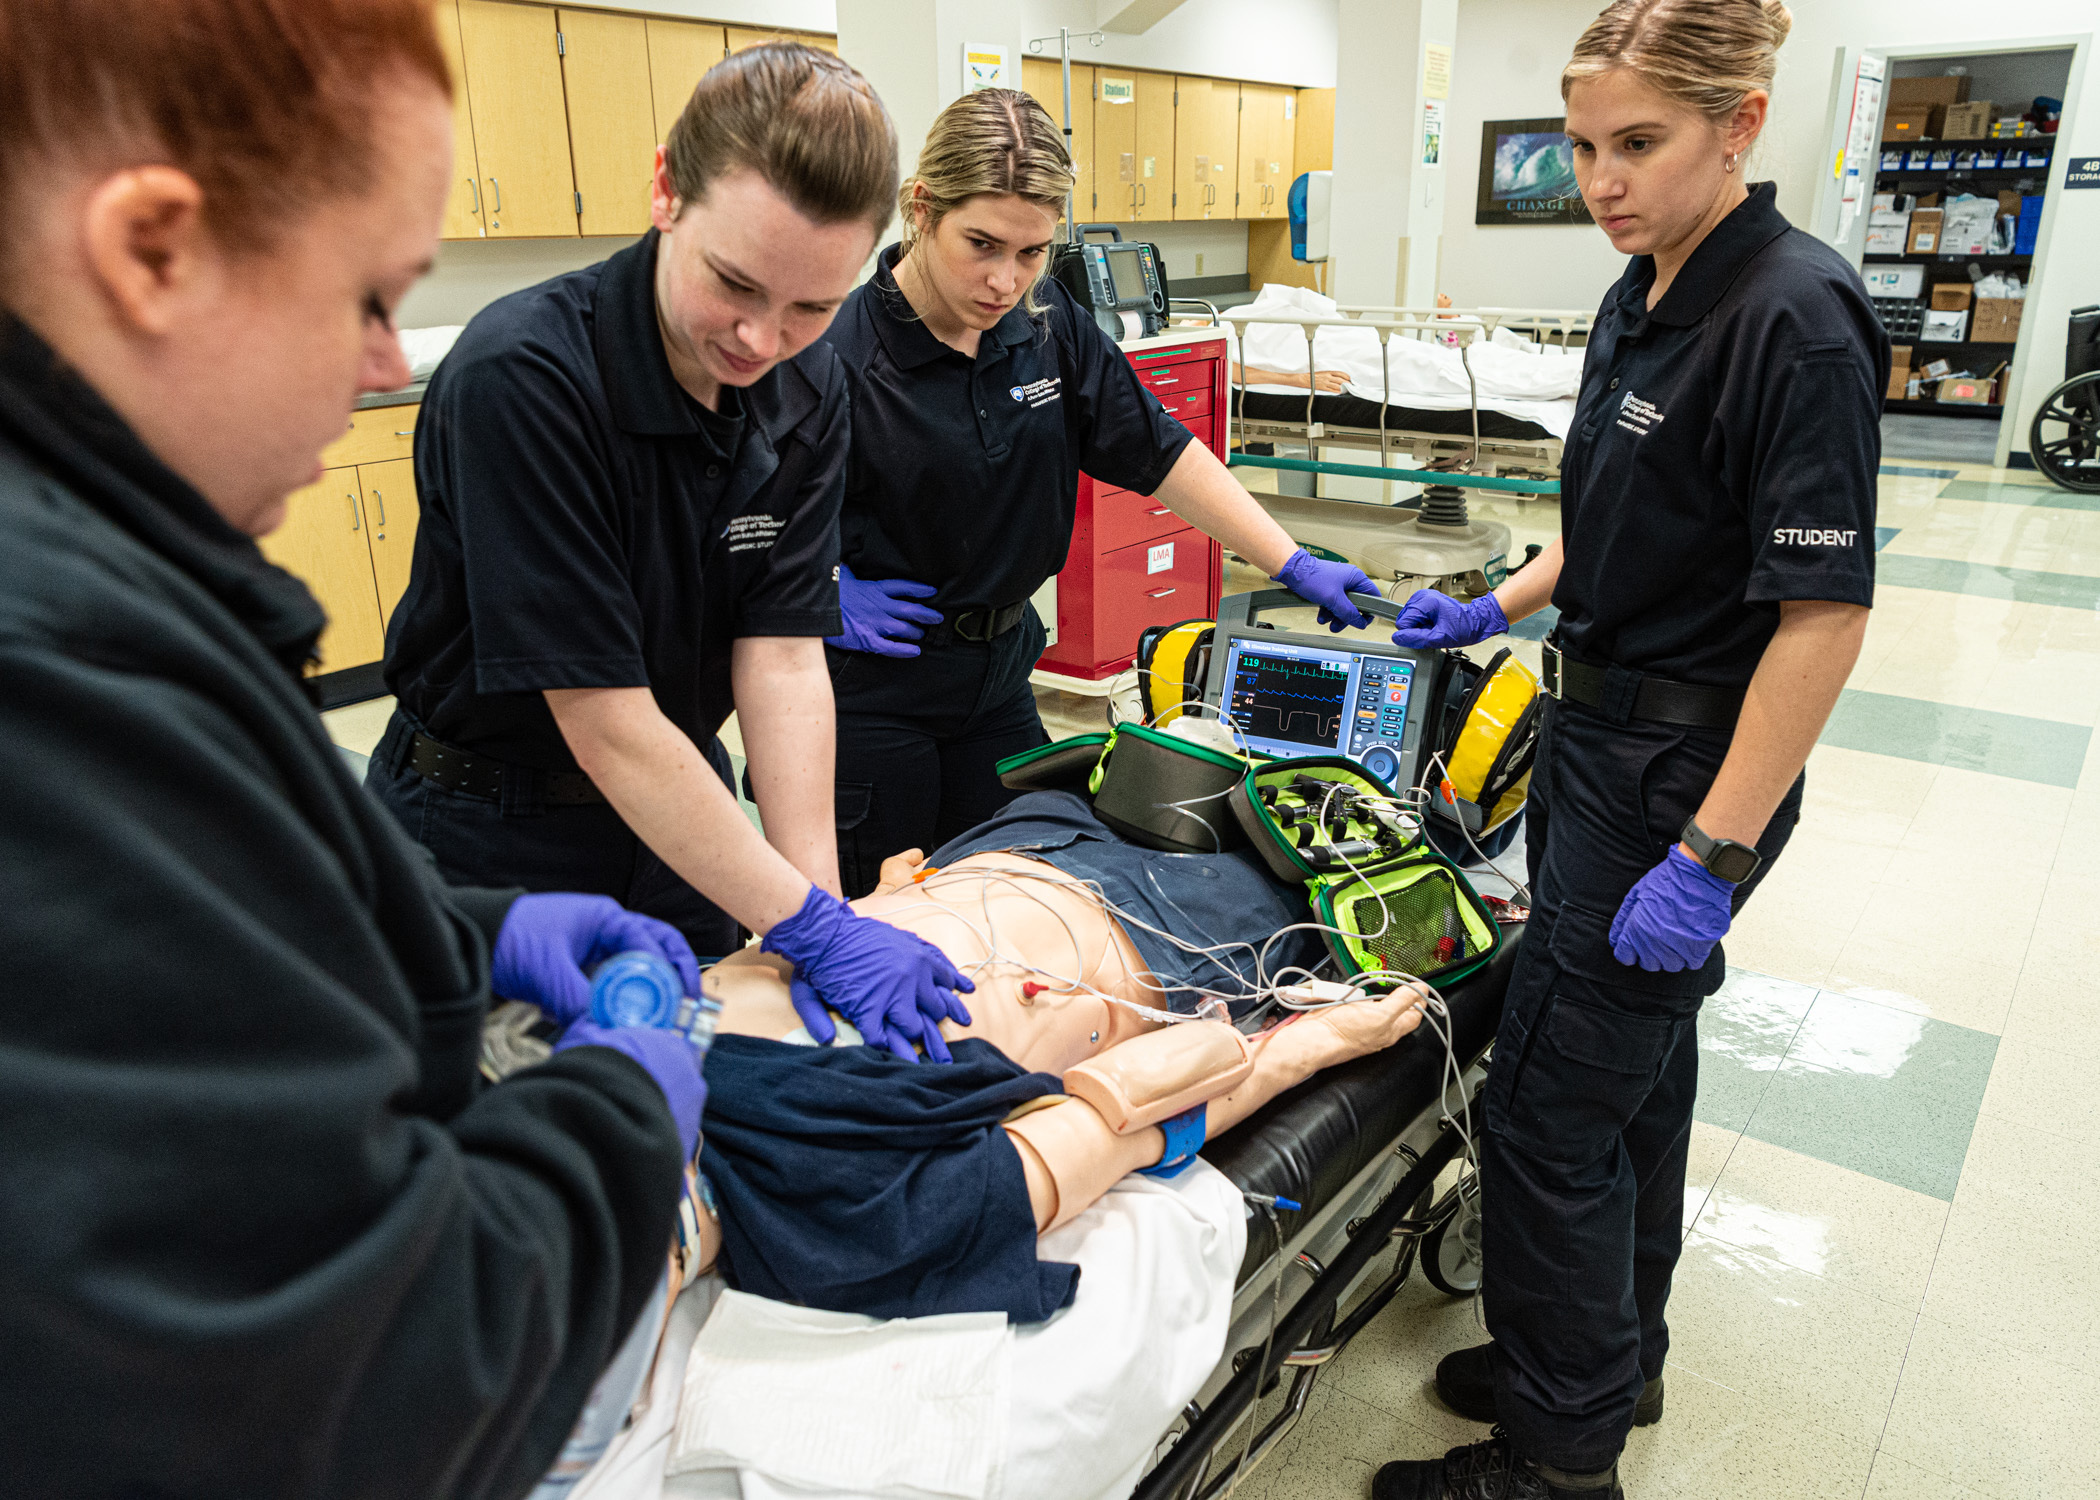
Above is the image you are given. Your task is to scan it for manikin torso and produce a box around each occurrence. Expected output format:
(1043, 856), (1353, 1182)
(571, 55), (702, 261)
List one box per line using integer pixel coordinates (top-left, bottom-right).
(705, 853), (1167, 1073)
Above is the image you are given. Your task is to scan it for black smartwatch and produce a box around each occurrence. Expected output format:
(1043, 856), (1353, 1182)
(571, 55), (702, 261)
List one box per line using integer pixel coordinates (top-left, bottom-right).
(1680, 817), (1761, 884)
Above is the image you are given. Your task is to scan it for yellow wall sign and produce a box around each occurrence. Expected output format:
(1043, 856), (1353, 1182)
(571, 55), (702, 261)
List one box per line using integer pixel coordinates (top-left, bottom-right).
(1100, 76), (1134, 104)
(1423, 43), (1453, 101)
(964, 43), (1008, 92)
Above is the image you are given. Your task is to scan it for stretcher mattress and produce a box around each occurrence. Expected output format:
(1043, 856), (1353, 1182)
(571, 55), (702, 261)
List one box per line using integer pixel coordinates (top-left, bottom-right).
(1202, 929), (1521, 1283)
(1234, 388), (1555, 443)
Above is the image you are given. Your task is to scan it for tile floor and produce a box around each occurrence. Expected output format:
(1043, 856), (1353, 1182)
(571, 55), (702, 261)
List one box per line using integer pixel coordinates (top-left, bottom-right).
(320, 421), (2100, 1498)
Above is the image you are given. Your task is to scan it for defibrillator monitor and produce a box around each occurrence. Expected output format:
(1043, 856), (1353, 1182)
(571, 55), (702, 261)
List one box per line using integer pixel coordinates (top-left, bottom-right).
(1203, 589), (1440, 791)
(1050, 230), (1170, 341)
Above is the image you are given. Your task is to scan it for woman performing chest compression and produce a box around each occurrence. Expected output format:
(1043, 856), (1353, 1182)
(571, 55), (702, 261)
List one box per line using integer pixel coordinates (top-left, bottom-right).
(1369, 4), (1886, 1498)
(367, 46), (972, 1059)
(816, 89), (1378, 897)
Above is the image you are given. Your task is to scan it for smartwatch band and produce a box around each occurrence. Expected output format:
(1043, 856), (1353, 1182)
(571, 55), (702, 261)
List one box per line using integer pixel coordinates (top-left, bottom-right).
(1680, 817), (1761, 885)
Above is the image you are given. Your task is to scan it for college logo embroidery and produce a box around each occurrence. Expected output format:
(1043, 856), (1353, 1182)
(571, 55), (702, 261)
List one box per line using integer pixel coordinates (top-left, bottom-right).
(723, 514), (785, 554)
(1010, 386), (1026, 401)
(1017, 376), (1063, 409)
(1614, 389), (1664, 436)
(1772, 527), (1859, 547)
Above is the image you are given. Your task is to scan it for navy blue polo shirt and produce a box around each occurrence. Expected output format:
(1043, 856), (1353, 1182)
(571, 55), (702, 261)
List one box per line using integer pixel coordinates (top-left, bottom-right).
(1554, 182), (1888, 687)
(384, 230), (847, 769)
(817, 244), (1194, 615)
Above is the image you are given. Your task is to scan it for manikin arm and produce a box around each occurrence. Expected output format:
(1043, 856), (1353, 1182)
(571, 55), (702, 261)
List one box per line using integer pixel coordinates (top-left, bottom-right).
(1003, 991), (1426, 1232)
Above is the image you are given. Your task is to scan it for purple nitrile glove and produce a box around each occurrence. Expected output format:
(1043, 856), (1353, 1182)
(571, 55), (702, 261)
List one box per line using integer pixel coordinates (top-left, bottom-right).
(761, 885), (975, 1064)
(826, 562), (943, 658)
(554, 1020), (705, 1159)
(491, 892), (701, 1027)
(1607, 846), (1737, 973)
(1388, 588), (1509, 651)
(1271, 547), (1377, 632)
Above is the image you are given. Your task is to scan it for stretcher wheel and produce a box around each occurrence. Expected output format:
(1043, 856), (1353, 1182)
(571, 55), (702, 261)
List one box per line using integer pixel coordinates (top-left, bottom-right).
(1420, 1175), (1482, 1297)
(2031, 372), (2100, 494)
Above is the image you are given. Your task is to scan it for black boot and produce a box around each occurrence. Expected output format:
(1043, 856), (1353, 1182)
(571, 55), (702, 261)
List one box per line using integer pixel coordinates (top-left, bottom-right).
(1433, 1344), (1664, 1428)
(1371, 1430), (1624, 1500)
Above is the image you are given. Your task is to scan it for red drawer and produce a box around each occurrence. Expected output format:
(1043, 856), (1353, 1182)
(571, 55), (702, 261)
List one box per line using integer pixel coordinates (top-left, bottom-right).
(1095, 486), (1183, 553)
(1095, 527), (1211, 661)
(1135, 359), (1209, 398)
(1158, 384), (1212, 423)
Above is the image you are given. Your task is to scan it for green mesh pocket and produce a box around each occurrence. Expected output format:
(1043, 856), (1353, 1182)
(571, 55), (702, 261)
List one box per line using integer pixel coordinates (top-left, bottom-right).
(1322, 859), (1498, 982)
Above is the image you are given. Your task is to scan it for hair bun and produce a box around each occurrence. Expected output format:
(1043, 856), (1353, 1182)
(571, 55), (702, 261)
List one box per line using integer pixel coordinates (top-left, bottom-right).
(1761, 0), (1794, 48)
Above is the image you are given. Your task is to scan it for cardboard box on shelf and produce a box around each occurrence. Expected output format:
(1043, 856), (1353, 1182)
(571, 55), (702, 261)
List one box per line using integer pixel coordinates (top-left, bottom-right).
(1906, 208), (1944, 254)
(1929, 283), (1973, 311)
(1886, 344), (1914, 401)
(1972, 297), (2023, 342)
(1864, 264), (1925, 299)
(1919, 357), (1953, 381)
(1921, 308), (1969, 342)
(1889, 75), (1970, 109)
(1883, 105), (1937, 143)
(1943, 100), (1993, 139)
(1938, 374), (1992, 404)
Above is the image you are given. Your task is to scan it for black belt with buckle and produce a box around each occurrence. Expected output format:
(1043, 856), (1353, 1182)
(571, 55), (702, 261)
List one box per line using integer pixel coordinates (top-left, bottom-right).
(409, 731), (606, 805)
(1539, 639), (1744, 730)
(925, 600), (1032, 646)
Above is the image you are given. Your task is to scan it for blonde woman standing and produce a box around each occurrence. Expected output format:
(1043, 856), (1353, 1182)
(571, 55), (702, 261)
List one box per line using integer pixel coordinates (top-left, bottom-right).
(817, 89), (1373, 897)
(1374, 3), (1884, 1497)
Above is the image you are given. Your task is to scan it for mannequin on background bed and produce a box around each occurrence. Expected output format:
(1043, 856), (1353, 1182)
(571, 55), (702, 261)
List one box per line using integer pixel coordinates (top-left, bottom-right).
(658, 790), (1431, 1323)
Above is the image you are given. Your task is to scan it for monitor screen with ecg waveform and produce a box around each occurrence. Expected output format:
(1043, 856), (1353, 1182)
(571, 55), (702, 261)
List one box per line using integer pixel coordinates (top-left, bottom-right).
(1223, 635), (1418, 769)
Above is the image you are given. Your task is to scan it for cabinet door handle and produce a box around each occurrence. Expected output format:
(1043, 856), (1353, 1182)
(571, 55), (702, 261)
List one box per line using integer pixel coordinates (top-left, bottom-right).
(1146, 586), (1177, 598)
(371, 489), (387, 527)
(467, 177), (481, 215)
(488, 177), (502, 212)
(346, 490), (362, 531)
(393, 429), (415, 437)
(1147, 507), (1172, 516)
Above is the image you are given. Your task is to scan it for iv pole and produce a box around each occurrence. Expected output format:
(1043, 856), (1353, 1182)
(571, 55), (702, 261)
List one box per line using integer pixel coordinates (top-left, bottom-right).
(1026, 27), (1104, 244)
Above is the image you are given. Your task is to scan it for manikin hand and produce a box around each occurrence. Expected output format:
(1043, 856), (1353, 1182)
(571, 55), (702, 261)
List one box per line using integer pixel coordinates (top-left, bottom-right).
(871, 848), (930, 897)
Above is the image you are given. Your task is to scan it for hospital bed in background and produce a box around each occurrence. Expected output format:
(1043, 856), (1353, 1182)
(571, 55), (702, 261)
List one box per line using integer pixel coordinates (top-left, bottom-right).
(1217, 299), (1593, 481)
(1163, 298), (1581, 598)
(1135, 932), (1520, 1500)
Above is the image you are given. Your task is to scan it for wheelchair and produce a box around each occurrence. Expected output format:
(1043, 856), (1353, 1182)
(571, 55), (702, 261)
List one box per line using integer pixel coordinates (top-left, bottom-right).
(2032, 303), (2100, 494)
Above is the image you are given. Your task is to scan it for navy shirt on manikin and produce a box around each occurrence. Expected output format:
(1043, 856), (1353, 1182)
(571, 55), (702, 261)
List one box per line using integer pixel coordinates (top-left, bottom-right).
(817, 244), (1194, 615)
(384, 229), (847, 770)
(1553, 182), (1888, 688)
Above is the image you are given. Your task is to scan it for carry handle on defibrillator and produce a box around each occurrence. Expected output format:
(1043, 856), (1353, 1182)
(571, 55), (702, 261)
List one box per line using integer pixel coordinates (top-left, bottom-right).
(1216, 589), (1405, 628)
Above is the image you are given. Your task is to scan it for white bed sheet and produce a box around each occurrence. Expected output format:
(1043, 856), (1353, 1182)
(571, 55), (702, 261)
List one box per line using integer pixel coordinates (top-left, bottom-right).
(1228, 284), (1581, 439)
(570, 1160), (1247, 1500)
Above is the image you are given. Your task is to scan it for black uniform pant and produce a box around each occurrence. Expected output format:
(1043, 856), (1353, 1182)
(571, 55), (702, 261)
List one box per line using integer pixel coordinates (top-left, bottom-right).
(1481, 698), (1802, 1474)
(365, 711), (742, 958)
(829, 609), (1050, 898)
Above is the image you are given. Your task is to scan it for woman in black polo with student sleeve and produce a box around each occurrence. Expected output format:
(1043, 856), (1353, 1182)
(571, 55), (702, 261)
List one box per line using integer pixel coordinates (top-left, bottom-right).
(1368, 5), (1886, 1499)
(816, 89), (1377, 896)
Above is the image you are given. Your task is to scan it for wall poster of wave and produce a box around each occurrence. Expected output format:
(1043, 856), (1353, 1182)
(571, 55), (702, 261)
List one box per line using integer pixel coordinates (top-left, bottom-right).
(1476, 118), (1592, 225)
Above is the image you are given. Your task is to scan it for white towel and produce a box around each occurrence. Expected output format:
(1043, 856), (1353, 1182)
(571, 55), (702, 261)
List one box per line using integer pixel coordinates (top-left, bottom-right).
(667, 1292), (1009, 1500)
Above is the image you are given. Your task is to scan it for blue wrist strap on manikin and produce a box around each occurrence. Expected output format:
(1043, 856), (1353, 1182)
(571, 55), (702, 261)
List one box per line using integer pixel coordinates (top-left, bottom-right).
(1137, 1103), (1207, 1179)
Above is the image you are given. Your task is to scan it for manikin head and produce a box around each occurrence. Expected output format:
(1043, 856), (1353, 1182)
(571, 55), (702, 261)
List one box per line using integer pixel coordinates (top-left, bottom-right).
(1560, 0), (1790, 267)
(897, 89), (1075, 332)
(0, 0), (456, 537)
(650, 44), (896, 405)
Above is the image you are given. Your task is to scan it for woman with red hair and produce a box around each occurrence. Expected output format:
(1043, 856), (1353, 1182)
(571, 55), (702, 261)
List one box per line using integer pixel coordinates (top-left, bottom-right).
(0, 4), (709, 1493)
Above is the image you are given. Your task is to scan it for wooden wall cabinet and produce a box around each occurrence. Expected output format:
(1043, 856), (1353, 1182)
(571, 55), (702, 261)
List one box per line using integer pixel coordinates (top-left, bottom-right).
(1248, 87), (1338, 293)
(1237, 84), (1296, 221)
(1094, 69), (1175, 224)
(1022, 58), (1097, 221)
(455, 0), (579, 238)
(260, 408), (423, 676)
(647, 19), (728, 145)
(727, 24), (836, 54)
(435, 2), (490, 238)
(1173, 77), (1238, 221)
(557, 8), (655, 235)
(260, 468), (387, 673)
